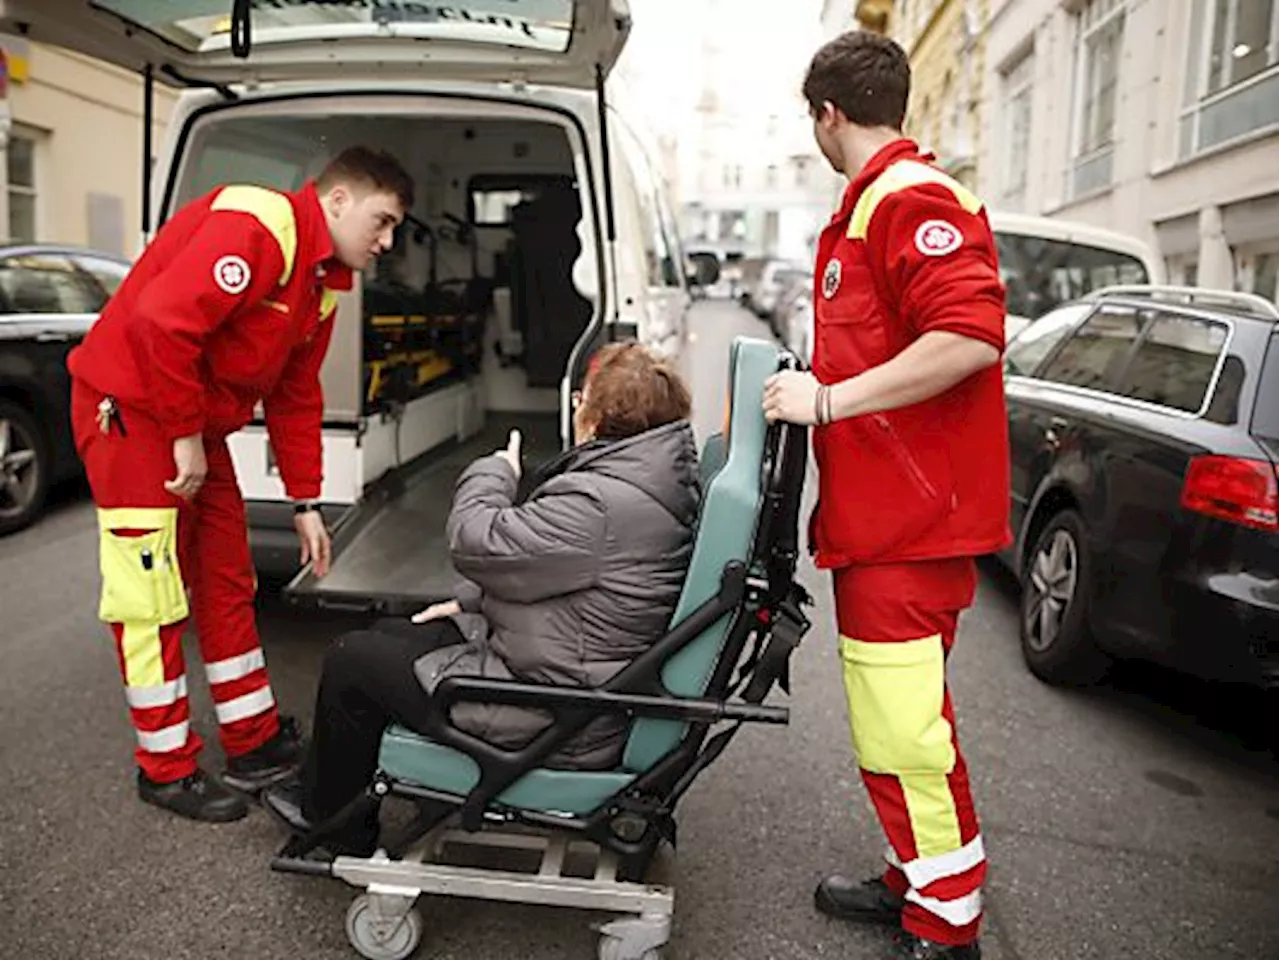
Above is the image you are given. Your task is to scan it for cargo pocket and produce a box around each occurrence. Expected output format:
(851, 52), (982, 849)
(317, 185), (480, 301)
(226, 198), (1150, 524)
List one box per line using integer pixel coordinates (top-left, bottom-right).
(97, 507), (189, 626)
(840, 635), (956, 777)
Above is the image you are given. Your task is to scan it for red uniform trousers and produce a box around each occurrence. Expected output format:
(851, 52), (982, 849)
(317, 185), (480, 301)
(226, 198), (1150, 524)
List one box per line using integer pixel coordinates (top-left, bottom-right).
(71, 380), (281, 783)
(834, 558), (986, 946)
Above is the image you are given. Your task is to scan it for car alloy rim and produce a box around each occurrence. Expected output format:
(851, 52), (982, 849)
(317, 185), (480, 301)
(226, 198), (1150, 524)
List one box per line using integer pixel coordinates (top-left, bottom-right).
(1025, 529), (1078, 653)
(0, 417), (39, 519)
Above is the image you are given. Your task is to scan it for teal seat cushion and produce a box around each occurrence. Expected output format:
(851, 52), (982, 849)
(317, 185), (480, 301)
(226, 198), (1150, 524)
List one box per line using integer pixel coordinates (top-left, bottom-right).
(379, 725), (636, 816)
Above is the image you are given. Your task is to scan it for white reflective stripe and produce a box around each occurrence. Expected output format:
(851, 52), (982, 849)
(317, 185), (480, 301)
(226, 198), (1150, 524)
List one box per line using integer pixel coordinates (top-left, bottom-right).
(214, 686), (275, 724)
(125, 676), (188, 710)
(905, 888), (983, 928)
(136, 720), (190, 753)
(901, 836), (986, 891)
(205, 648), (266, 685)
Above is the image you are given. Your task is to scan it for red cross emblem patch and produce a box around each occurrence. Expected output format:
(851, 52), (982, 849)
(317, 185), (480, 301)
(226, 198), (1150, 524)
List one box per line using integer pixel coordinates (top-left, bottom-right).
(914, 220), (963, 257)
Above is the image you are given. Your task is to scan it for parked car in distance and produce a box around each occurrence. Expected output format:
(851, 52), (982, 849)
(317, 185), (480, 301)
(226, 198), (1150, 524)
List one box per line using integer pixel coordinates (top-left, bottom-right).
(0, 244), (132, 535)
(999, 284), (1278, 689)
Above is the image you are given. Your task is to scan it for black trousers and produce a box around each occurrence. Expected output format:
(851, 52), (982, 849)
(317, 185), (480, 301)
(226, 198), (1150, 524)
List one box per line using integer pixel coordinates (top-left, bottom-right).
(299, 617), (464, 828)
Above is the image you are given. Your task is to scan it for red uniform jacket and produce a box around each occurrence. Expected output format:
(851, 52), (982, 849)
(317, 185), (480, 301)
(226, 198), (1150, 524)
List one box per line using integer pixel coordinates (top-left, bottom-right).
(68, 182), (351, 501)
(810, 139), (1011, 568)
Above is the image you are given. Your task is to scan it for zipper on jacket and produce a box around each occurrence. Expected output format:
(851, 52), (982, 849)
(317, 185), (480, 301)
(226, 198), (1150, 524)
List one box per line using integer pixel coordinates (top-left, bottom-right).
(872, 414), (939, 501)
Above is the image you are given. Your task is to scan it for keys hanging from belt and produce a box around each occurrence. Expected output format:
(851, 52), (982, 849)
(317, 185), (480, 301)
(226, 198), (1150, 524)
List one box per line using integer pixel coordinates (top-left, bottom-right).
(96, 397), (127, 437)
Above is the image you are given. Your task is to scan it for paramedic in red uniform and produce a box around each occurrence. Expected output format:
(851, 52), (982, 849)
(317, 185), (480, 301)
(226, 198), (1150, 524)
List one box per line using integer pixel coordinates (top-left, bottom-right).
(68, 147), (413, 823)
(763, 33), (1008, 960)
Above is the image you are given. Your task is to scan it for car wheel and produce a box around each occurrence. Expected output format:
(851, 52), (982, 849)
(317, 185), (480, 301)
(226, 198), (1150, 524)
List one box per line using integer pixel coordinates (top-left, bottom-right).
(1019, 509), (1108, 685)
(0, 399), (52, 537)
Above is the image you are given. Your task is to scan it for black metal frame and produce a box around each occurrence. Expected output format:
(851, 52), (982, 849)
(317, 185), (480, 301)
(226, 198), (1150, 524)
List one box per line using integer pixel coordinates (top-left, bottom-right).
(273, 356), (813, 875)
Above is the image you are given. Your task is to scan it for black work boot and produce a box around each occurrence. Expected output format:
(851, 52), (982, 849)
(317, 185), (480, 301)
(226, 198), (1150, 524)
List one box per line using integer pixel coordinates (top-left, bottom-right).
(890, 933), (981, 959)
(222, 715), (307, 795)
(814, 874), (904, 925)
(137, 769), (248, 823)
(262, 777), (379, 858)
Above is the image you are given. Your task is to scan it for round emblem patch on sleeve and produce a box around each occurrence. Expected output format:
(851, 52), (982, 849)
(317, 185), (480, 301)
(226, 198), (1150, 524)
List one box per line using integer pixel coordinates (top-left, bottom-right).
(914, 220), (964, 257)
(213, 255), (252, 295)
(822, 258), (842, 299)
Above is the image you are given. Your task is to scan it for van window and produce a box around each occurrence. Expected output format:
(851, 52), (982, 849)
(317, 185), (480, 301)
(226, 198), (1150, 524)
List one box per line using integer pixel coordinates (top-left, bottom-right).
(1037, 306), (1144, 393)
(996, 233), (1149, 321)
(1117, 313), (1228, 414)
(468, 175), (575, 228)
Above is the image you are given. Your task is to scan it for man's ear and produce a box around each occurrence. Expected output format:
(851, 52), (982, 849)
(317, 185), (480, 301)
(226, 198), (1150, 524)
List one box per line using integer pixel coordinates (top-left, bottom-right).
(821, 100), (842, 127)
(325, 183), (351, 217)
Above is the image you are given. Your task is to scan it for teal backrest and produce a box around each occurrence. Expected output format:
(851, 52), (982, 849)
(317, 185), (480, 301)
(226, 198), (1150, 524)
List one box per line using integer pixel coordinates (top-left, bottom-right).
(621, 336), (778, 772)
(698, 432), (728, 488)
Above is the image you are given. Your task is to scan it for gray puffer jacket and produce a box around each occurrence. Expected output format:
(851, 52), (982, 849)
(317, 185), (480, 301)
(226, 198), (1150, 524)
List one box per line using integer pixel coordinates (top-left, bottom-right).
(413, 420), (701, 769)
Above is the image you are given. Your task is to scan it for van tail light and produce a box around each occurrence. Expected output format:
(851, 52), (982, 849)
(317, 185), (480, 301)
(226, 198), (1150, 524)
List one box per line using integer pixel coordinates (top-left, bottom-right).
(1180, 456), (1279, 532)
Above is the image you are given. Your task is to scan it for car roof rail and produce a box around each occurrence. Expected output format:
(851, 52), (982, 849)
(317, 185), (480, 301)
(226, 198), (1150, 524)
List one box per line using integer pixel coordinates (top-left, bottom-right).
(1086, 284), (1280, 320)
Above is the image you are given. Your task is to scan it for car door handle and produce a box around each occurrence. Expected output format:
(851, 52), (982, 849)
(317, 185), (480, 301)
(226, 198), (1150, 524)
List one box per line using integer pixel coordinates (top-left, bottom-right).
(1045, 416), (1068, 447)
(34, 331), (72, 342)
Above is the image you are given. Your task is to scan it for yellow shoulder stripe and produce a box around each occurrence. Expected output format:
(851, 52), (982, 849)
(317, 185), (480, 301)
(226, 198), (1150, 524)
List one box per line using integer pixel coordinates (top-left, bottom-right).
(210, 185), (298, 285)
(848, 160), (982, 240)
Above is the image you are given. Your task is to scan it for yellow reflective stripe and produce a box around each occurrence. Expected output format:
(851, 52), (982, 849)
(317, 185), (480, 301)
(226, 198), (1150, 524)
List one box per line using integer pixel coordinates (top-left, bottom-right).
(122, 621), (164, 689)
(840, 633), (956, 774)
(210, 185), (298, 286)
(320, 288), (339, 322)
(901, 772), (965, 860)
(847, 160), (983, 240)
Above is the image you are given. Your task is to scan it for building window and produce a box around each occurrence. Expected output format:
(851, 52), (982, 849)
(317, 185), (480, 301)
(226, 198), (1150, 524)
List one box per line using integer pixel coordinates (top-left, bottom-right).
(1179, 0), (1279, 157)
(765, 165), (778, 190)
(7, 133), (38, 243)
(1069, 0), (1125, 199)
(999, 51), (1034, 211)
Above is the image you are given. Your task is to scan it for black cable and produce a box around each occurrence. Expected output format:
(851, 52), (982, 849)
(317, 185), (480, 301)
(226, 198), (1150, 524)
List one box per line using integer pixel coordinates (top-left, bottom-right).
(231, 0), (252, 58)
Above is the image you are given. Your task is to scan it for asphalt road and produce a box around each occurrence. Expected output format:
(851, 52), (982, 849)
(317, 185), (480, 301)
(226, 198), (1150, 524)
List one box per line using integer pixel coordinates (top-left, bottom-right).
(0, 299), (1275, 960)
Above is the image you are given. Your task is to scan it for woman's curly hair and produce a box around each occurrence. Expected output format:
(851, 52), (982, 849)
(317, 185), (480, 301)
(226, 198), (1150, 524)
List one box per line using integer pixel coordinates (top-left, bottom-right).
(579, 342), (692, 441)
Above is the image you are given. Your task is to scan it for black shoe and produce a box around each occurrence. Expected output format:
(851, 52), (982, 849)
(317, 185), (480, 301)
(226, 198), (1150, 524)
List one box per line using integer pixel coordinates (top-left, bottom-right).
(262, 777), (379, 859)
(262, 777), (311, 834)
(222, 715), (306, 795)
(137, 769), (249, 823)
(890, 933), (981, 959)
(814, 874), (904, 925)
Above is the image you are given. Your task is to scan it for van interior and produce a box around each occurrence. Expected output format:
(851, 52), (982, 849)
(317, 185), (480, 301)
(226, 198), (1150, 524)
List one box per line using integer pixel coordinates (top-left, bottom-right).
(172, 101), (601, 607)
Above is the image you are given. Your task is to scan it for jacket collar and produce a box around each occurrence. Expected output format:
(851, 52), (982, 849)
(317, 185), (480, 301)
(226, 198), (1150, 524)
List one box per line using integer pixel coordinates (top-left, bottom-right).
(828, 137), (930, 227)
(293, 181), (354, 292)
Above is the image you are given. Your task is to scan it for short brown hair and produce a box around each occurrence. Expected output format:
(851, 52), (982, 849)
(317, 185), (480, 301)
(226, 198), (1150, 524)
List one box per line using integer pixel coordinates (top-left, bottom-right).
(802, 31), (910, 131)
(316, 146), (415, 211)
(580, 342), (691, 441)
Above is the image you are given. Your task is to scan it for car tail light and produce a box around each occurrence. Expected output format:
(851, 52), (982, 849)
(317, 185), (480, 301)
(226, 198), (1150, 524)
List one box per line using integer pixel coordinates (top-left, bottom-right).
(1180, 456), (1279, 532)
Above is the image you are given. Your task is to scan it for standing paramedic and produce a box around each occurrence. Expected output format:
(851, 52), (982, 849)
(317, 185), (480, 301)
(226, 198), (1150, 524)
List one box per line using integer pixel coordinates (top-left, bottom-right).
(763, 33), (1008, 960)
(68, 147), (413, 824)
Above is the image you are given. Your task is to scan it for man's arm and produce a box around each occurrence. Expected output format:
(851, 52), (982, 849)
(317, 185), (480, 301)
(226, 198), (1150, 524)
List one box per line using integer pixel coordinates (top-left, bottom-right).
(263, 308), (337, 502)
(839, 182), (1005, 416)
(133, 212), (288, 440)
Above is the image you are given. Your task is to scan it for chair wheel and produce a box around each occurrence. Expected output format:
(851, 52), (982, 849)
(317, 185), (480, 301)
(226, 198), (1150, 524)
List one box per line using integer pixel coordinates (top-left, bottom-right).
(598, 935), (661, 960)
(345, 893), (424, 960)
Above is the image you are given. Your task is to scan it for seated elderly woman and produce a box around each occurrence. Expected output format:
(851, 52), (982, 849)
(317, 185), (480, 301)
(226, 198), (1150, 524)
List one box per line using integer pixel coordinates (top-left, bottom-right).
(262, 342), (700, 854)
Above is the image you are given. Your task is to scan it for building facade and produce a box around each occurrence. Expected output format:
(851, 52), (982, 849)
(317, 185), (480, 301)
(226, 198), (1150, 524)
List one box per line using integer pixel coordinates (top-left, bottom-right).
(892, 0), (992, 189)
(980, 0), (1279, 299)
(0, 35), (175, 258)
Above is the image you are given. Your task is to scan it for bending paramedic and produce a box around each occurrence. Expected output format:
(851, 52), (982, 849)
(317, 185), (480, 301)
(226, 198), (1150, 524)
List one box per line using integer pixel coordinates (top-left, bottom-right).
(69, 146), (413, 823)
(763, 33), (1010, 960)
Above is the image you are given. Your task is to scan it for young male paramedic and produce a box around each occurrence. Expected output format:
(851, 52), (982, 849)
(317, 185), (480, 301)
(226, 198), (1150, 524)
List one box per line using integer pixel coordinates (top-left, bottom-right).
(763, 33), (1009, 960)
(69, 147), (413, 824)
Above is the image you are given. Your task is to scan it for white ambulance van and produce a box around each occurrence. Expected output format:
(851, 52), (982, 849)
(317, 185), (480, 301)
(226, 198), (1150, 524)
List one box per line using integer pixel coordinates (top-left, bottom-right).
(3, 0), (717, 612)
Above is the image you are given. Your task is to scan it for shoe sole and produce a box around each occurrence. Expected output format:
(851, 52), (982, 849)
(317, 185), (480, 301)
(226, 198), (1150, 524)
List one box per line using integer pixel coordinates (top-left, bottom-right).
(813, 888), (903, 926)
(221, 765), (298, 797)
(138, 792), (249, 823)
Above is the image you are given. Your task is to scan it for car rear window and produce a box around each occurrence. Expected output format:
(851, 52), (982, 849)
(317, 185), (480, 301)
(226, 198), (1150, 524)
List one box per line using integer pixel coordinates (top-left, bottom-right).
(1252, 333), (1278, 441)
(1117, 312), (1228, 414)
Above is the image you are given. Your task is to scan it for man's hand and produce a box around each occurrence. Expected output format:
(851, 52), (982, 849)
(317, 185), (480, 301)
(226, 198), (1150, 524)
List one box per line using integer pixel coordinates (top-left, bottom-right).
(165, 433), (208, 499)
(294, 509), (332, 577)
(412, 600), (462, 624)
(496, 429), (522, 478)
(763, 369), (821, 425)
